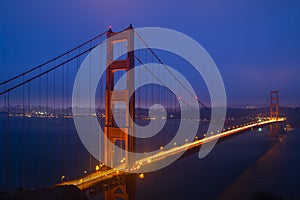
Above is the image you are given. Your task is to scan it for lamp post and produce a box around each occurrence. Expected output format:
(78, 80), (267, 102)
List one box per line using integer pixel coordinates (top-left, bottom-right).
(95, 165), (100, 172)
(61, 175), (65, 183)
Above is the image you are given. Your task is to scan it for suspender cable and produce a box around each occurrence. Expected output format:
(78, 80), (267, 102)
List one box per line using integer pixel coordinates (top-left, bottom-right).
(27, 82), (30, 187)
(62, 64), (66, 180)
(134, 30), (209, 110)
(0, 44), (100, 96)
(3, 84), (7, 191)
(53, 60), (57, 182)
(46, 73), (49, 186)
(76, 50), (81, 180)
(89, 42), (92, 179)
(22, 75), (25, 189)
(0, 30), (108, 188)
(38, 68), (42, 186)
(6, 91), (10, 190)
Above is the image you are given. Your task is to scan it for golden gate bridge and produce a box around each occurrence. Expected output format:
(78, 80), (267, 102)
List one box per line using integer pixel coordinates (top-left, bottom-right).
(0, 25), (285, 199)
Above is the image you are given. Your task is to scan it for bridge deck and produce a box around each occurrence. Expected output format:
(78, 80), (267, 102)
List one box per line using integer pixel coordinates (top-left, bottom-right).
(57, 118), (285, 190)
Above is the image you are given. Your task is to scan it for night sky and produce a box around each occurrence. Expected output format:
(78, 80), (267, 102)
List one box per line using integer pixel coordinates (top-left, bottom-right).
(0, 0), (299, 106)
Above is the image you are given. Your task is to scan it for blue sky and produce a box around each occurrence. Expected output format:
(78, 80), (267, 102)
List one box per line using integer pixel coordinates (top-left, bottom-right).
(0, 0), (299, 106)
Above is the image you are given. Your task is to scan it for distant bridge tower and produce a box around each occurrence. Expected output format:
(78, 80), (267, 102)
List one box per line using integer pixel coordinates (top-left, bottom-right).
(270, 90), (279, 120)
(104, 25), (135, 200)
(270, 90), (279, 136)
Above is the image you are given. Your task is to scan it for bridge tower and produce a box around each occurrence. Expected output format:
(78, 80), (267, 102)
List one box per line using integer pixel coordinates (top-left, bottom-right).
(104, 25), (135, 200)
(270, 90), (279, 136)
(270, 90), (279, 120)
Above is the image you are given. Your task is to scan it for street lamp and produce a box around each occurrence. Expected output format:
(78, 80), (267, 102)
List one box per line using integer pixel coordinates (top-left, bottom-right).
(139, 173), (145, 179)
(61, 175), (65, 183)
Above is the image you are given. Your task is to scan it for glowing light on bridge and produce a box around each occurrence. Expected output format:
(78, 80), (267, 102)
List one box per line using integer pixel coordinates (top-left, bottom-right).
(139, 173), (145, 179)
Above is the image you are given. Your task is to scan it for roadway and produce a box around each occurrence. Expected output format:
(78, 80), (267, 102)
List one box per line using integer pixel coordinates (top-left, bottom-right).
(57, 118), (285, 190)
